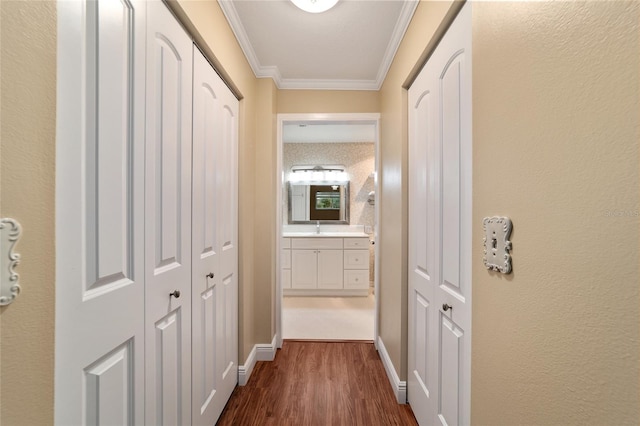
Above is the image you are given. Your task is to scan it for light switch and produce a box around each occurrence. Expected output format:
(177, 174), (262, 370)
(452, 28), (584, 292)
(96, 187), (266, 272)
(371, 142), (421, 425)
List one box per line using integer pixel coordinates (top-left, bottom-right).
(0, 218), (22, 305)
(482, 216), (512, 274)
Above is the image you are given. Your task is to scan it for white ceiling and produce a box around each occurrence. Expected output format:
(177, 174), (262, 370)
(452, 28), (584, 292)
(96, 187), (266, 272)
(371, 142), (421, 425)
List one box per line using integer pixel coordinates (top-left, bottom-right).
(218, 0), (418, 90)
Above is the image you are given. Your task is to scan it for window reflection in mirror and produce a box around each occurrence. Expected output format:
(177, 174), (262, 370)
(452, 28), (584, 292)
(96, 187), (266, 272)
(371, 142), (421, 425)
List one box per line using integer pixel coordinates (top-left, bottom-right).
(288, 182), (349, 224)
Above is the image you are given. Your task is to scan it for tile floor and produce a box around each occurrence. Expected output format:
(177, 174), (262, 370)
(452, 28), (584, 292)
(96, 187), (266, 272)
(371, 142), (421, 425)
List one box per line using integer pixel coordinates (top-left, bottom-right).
(282, 292), (375, 340)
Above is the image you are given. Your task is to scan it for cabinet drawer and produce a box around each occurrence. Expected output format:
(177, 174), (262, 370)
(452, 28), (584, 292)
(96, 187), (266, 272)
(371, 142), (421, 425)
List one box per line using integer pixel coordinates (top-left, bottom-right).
(282, 248), (291, 269)
(291, 237), (343, 250)
(343, 237), (369, 249)
(282, 269), (291, 289)
(282, 237), (291, 249)
(344, 270), (369, 289)
(344, 249), (369, 269)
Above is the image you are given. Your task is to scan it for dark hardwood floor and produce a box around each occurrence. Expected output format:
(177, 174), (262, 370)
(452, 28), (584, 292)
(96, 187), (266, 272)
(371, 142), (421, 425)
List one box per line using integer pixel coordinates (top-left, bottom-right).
(217, 340), (418, 425)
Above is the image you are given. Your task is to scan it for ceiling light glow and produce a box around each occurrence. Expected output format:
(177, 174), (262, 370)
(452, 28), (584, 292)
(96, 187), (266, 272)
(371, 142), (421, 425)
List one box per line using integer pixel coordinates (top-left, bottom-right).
(290, 0), (339, 14)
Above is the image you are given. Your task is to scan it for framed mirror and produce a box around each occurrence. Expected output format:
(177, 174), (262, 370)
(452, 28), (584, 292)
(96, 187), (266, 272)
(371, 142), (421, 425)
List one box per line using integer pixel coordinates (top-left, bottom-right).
(288, 182), (350, 224)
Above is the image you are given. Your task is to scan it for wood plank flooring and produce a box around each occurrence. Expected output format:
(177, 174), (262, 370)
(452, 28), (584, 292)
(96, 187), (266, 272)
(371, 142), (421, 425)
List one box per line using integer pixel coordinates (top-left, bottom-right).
(217, 340), (418, 425)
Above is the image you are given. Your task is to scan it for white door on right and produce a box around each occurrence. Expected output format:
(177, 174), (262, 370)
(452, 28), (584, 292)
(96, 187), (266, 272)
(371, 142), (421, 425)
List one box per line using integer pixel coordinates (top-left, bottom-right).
(408, 3), (472, 426)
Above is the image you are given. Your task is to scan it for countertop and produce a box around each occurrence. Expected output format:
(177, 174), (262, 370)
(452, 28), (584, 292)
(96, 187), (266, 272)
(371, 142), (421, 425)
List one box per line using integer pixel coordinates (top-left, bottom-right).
(282, 232), (370, 238)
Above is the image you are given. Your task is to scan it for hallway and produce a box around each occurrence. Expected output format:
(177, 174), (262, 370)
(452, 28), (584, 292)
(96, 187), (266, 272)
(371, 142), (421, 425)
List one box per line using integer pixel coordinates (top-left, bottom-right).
(217, 341), (417, 425)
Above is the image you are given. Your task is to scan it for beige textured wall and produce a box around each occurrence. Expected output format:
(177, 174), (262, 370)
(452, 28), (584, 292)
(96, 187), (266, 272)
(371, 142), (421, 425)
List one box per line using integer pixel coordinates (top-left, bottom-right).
(172, 0), (260, 360)
(0, 1), (57, 424)
(471, 2), (639, 424)
(277, 90), (380, 114)
(378, 0), (456, 379)
(254, 78), (278, 343)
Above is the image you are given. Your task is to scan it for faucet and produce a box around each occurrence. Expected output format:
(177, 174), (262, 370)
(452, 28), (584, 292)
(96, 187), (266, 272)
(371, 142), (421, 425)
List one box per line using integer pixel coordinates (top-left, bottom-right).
(316, 220), (320, 234)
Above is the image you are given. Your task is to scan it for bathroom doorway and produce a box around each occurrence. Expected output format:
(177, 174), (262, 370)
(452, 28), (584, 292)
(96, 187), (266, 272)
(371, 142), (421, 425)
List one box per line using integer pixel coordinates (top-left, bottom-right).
(276, 113), (380, 346)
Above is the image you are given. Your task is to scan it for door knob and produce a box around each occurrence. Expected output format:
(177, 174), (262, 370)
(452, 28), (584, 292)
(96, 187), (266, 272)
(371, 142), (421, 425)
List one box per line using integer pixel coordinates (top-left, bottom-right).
(206, 272), (214, 279)
(170, 290), (181, 299)
(442, 303), (452, 312)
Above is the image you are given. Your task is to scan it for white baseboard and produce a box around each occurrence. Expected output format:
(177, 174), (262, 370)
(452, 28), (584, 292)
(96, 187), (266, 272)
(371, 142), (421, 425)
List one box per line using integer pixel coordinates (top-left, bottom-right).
(256, 335), (277, 361)
(238, 335), (277, 386)
(377, 336), (407, 404)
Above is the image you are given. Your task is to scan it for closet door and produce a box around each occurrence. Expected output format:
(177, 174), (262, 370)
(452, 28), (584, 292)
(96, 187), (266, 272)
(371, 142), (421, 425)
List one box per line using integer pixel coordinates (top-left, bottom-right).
(408, 3), (472, 426)
(55, 0), (147, 424)
(144, 1), (193, 425)
(214, 49), (239, 424)
(191, 47), (239, 425)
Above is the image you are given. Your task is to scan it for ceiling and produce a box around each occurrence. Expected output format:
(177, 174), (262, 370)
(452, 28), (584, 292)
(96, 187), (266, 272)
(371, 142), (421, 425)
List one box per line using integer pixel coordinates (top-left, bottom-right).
(218, 0), (419, 90)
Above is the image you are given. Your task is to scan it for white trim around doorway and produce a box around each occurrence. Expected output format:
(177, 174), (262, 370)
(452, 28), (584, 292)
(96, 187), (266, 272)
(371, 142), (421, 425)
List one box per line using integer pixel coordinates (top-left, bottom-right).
(275, 113), (381, 349)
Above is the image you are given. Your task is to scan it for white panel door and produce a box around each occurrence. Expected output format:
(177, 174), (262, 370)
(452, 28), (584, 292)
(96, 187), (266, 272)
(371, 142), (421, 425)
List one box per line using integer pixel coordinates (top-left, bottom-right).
(144, 2), (193, 425)
(55, 0), (146, 424)
(408, 3), (472, 426)
(191, 46), (239, 426)
(214, 51), (239, 419)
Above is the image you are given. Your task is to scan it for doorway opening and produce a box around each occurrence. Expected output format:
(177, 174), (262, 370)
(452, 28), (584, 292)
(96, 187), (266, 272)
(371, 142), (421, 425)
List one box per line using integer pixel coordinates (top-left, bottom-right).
(275, 113), (380, 346)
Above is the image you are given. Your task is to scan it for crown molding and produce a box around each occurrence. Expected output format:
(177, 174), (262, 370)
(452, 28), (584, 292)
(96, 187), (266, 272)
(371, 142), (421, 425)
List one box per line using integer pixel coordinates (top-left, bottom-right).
(278, 78), (379, 91)
(218, 0), (263, 76)
(218, 0), (418, 91)
(374, 0), (419, 89)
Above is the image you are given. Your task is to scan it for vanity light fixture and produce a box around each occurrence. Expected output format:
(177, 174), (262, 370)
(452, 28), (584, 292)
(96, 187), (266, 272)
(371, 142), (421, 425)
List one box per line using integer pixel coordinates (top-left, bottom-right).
(290, 0), (339, 14)
(289, 165), (348, 183)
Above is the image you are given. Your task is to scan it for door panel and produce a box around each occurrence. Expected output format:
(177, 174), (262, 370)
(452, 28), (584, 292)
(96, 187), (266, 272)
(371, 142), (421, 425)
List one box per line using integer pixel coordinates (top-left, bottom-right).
(55, 0), (146, 423)
(145, 2), (193, 425)
(441, 55), (463, 296)
(408, 3), (471, 425)
(408, 53), (438, 426)
(192, 47), (221, 424)
(413, 292), (430, 396)
(439, 315), (464, 426)
(155, 310), (184, 425)
(222, 275), (236, 378)
(84, 340), (134, 426)
(192, 47), (239, 425)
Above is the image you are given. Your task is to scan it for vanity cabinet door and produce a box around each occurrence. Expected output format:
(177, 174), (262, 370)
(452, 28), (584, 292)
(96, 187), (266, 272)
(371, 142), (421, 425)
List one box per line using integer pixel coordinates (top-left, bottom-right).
(282, 269), (292, 289)
(291, 250), (318, 289)
(317, 249), (344, 289)
(282, 244), (291, 289)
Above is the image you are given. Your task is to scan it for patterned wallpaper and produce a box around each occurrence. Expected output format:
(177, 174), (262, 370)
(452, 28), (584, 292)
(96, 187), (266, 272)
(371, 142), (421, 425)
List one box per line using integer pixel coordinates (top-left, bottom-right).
(283, 142), (376, 282)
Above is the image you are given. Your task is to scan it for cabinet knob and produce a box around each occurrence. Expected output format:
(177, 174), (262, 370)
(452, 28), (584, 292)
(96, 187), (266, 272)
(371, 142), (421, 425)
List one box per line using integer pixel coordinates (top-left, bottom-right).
(170, 290), (181, 299)
(206, 272), (214, 279)
(442, 303), (452, 312)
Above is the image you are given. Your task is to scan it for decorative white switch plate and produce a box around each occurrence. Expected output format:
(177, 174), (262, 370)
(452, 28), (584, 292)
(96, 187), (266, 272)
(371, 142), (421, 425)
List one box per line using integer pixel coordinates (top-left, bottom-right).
(483, 216), (512, 274)
(0, 218), (22, 305)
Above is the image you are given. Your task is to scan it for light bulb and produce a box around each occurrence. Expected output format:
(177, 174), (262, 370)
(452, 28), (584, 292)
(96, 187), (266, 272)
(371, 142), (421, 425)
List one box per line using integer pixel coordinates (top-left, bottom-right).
(290, 0), (339, 14)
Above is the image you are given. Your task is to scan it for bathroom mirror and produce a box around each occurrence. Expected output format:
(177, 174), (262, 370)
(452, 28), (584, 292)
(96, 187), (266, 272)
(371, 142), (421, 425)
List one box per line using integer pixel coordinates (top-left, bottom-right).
(288, 182), (350, 224)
